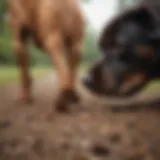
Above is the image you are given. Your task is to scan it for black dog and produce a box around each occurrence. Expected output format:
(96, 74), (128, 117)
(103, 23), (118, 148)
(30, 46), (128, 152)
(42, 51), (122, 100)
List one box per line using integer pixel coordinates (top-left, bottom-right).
(83, 1), (160, 97)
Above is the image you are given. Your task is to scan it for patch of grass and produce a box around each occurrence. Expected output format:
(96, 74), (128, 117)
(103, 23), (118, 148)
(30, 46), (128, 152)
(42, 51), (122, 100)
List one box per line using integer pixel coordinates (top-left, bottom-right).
(79, 63), (90, 76)
(0, 66), (52, 86)
(0, 65), (159, 93)
(144, 80), (160, 93)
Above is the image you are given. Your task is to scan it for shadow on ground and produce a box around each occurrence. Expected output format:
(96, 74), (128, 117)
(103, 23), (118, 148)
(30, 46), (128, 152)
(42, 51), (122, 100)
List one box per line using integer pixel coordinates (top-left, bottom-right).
(0, 74), (160, 160)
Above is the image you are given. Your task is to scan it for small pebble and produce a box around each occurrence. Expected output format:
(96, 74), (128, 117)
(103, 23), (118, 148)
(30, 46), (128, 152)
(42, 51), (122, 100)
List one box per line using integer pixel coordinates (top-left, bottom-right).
(0, 120), (12, 130)
(91, 143), (111, 157)
(109, 133), (121, 144)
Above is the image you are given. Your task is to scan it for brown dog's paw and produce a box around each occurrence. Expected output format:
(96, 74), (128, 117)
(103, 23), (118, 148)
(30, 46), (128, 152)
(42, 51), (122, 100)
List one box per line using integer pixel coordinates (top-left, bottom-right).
(15, 94), (33, 105)
(55, 95), (70, 113)
(55, 90), (80, 113)
(68, 90), (80, 104)
(55, 101), (69, 113)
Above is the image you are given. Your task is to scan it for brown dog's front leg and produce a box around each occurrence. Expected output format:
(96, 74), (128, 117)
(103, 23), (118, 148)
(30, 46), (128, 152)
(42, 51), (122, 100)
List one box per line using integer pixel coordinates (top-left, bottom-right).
(66, 41), (83, 103)
(44, 33), (76, 112)
(13, 36), (32, 104)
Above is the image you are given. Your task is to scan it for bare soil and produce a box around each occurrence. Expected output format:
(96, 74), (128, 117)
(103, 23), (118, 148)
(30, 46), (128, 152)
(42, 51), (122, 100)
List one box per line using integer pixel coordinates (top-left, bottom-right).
(0, 74), (160, 160)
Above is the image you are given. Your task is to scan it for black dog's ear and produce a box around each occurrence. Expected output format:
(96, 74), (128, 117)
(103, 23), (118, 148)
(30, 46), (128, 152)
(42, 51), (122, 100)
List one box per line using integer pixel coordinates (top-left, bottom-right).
(99, 22), (119, 52)
(99, 12), (124, 52)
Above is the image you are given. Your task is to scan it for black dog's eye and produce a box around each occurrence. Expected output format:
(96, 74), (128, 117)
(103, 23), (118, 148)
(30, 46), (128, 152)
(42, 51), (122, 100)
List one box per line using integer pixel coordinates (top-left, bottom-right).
(135, 45), (155, 59)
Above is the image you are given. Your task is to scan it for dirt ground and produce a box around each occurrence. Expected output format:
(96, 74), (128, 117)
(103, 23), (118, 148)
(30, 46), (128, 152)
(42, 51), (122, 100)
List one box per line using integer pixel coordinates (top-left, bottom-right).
(0, 74), (160, 160)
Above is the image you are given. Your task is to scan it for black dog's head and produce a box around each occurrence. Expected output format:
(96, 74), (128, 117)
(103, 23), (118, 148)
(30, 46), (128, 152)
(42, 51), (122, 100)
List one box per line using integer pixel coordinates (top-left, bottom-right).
(83, 6), (160, 97)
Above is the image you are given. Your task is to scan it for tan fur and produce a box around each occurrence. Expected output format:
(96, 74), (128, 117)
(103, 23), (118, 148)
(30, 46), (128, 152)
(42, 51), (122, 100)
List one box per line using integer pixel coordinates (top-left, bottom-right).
(136, 45), (155, 58)
(8, 0), (84, 110)
(120, 73), (146, 94)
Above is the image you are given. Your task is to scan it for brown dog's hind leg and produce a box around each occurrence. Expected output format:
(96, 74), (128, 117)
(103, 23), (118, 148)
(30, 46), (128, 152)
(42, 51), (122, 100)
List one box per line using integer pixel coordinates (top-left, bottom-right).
(13, 28), (32, 104)
(66, 41), (83, 103)
(44, 33), (77, 112)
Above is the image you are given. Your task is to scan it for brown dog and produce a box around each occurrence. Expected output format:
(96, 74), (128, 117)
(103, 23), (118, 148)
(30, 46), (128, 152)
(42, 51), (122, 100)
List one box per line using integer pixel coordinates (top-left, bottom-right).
(8, 0), (84, 111)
